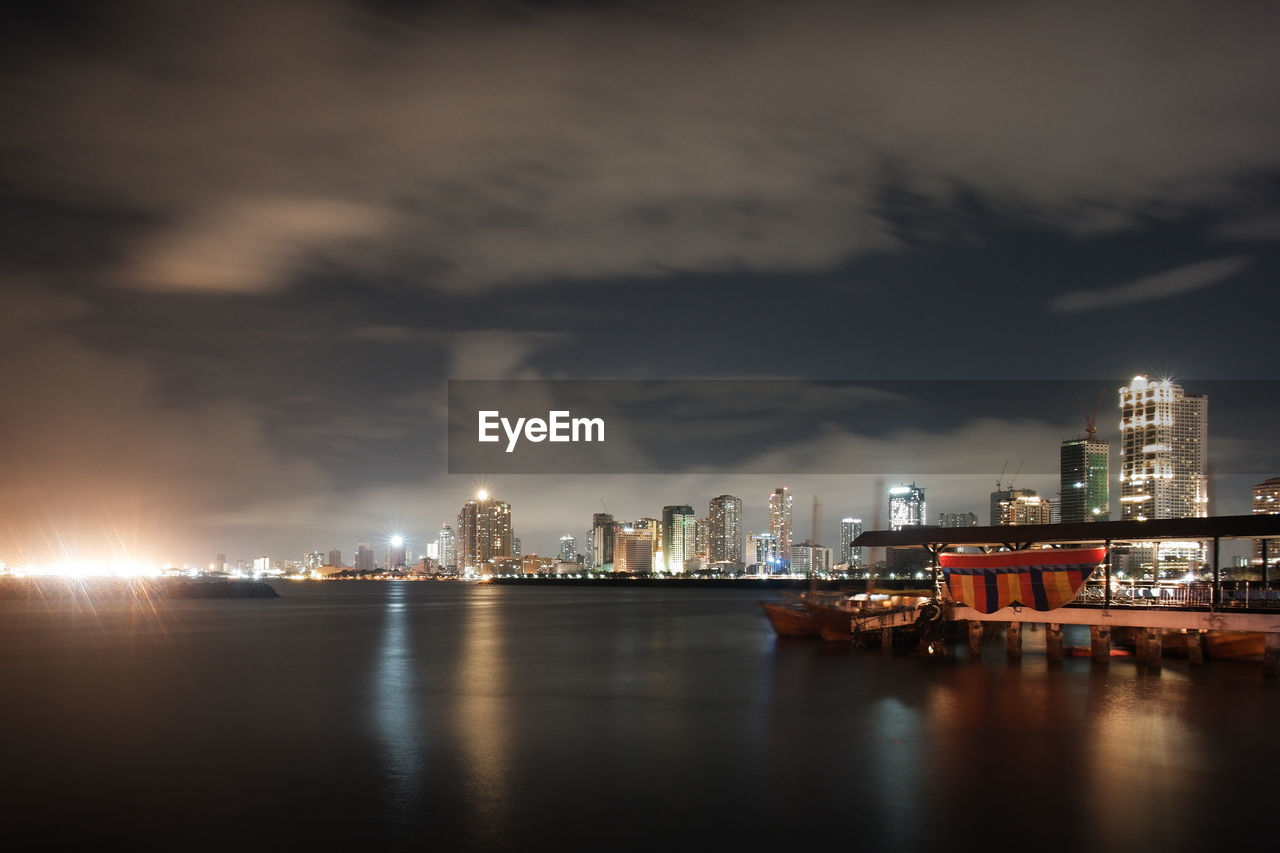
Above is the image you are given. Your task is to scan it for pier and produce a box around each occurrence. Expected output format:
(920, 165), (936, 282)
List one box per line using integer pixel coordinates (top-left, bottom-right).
(851, 514), (1280, 675)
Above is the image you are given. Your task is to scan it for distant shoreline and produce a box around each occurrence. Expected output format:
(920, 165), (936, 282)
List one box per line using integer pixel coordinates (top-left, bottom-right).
(0, 576), (279, 600)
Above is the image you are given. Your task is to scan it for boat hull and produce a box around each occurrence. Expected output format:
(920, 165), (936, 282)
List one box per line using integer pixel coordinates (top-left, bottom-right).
(760, 601), (819, 638)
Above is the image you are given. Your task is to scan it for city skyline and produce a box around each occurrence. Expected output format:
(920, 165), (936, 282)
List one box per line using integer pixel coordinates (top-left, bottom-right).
(3, 2), (1280, 567)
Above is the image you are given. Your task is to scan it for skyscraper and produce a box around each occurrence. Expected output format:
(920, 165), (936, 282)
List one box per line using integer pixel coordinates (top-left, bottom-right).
(661, 505), (697, 574)
(457, 491), (513, 572)
(939, 512), (978, 528)
(613, 525), (655, 573)
(591, 512), (615, 570)
(438, 524), (456, 570)
(327, 549), (341, 568)
(791, 541), (832, 576)
(1060, 438), (1110, 523)
(889, 484), (926, 530)
(1118, 376), (1208, 520)
(708, 495), (744, 567)
(559, 535), (578, 562)
(839, 517), (863, 566)
(768, 487), (793, 567)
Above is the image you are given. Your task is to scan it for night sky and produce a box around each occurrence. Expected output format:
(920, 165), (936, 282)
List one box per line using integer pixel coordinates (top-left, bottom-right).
(3, 0), (1280, 567)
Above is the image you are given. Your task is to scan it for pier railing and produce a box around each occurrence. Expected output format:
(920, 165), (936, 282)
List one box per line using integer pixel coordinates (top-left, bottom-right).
(1073, 580), (1279, 610)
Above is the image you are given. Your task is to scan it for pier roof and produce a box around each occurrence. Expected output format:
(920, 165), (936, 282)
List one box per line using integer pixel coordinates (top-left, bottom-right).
(851, 514), (1280, 550)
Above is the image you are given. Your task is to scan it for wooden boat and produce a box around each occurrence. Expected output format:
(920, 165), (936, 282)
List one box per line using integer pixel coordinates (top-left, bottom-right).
(805, 600), (858, 642)
(759, 600), (819, 638)
(806, 590), (935, 642)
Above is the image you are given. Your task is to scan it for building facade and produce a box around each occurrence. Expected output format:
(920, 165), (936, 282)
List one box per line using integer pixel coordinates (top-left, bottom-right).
(1118, 376), (1207, 521)
(839, 517), (863, 566)
(457, 493), (513, 572)
(1060, 438), (1110, 523)
(768, 487), (794, 567)
(708, 494), (744, 567)
(661, 505), (697, 574)
(889, 484), (926, 530)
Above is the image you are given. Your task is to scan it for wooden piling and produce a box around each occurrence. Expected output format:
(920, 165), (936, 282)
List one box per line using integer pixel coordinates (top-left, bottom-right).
(1186, 629), (1204, 665)
(1144, 628), (1162, 669)
(1090, 625), (1110, 664)
(1007, 620), (1022, 661)
(1046, 623), (1063, 662)
(968, 621), (983, 658)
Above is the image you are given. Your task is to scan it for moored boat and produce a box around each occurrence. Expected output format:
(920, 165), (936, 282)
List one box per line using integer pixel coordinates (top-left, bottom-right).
(760, 600), (819, 638)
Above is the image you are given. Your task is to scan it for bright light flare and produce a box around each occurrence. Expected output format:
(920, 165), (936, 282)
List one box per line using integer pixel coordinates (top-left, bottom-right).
(19, 559), (162, 579)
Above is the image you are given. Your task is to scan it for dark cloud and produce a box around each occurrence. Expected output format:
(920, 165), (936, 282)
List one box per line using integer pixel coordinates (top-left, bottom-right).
(2, 1), (1280, 564)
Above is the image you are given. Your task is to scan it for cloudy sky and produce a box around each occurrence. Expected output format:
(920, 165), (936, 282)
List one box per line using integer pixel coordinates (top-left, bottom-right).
(2, 0), (1279, 567)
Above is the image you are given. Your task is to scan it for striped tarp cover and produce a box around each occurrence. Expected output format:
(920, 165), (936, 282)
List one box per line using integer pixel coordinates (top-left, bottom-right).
(939, 547), (1107, 614)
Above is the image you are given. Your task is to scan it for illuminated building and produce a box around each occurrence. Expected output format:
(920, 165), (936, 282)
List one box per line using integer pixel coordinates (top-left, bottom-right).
(1254, 477), (1280, 569)
(791, 541), (832, 576)
(612, 526), (654, 573)
(768, 487), (794, 567)
(458, 492), (513, 572)
(215, 553), (227, 573)
(661, 505), (697, 574)
(304, 550), (324, 571)
(749, 532), (781, 572)
(1060, 438), (1110, 523)
(327, 549), (342, 568)
(356, 542), (374, 572)
(889, 484), (926, 530)
(708, 495), (744, 566)
(438, 525), (456, 570)
(991, 490), (1052, 526)
(559, 535), (577, 562)
(839, 518), (863, 565)
(1118, 376), (1207, 521)
(512, 537), (521, 557)
(939, 512), (978, 528)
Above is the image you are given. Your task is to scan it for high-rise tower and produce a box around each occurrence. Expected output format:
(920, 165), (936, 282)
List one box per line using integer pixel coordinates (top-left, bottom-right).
(1060, 438), (1110, 523)
(457, 491), (513, 572)
(661, 505), (697, 574)
(888, 484), (925, 530)
(839, 517), (863, 566)
(768, 487), (794, 567)
(708, 495), (744, 567)
(1118, 376), (1207, 520)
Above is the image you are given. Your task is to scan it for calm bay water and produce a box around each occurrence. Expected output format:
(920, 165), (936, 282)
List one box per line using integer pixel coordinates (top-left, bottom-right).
(2, 580), (1278, 851)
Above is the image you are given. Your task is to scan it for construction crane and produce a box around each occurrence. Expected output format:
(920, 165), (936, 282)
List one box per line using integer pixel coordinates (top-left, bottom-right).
(1073, 387), (1107, 440)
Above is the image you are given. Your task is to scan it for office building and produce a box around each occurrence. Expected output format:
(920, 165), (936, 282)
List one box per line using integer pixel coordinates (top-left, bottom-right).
(749, 532), (781, 572)
(1060, 438), (1110, 523)
(559, 535), (578, 562)
(661, 505), (697, 574)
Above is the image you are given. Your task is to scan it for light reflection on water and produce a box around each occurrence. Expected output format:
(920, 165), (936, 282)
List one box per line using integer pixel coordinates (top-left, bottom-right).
(3, 582), (1279, 851)
(372, 582), (424, 820)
